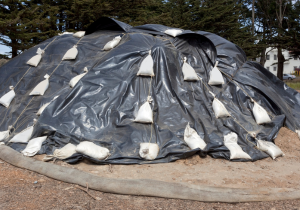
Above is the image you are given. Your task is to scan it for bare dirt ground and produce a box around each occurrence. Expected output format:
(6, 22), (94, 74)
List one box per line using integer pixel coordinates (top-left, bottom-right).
(1, 127), (300, 209)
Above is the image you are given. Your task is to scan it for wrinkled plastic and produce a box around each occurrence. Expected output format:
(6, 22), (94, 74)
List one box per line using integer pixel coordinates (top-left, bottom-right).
(36, 95), (59, 116)
(0, 17), (299, 164)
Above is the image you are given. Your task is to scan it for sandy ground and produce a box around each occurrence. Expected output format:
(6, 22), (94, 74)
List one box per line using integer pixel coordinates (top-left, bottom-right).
(1, 127), (300, 209)
(1, 158), (300, 210)
(34, 127), (300, 190)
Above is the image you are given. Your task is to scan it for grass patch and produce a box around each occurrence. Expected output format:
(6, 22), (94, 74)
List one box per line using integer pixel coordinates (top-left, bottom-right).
(286, 82), (300, 90)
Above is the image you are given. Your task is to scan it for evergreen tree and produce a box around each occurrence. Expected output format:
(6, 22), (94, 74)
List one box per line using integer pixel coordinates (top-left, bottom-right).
(0, 1), (39, 57)
(164, 0), (257, 59)
(0, 0), (61, 57)
(256, 0), (297, 80)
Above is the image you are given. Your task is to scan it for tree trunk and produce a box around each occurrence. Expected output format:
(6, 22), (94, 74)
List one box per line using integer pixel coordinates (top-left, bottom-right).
(11, 39), (18, 58)
(260, 48), (266, 67)
(277, 47), (284, 80)
(252, 0), (255, 35)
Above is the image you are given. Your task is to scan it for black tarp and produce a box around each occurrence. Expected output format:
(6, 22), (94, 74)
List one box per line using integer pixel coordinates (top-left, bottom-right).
(1, 17), (300, 164)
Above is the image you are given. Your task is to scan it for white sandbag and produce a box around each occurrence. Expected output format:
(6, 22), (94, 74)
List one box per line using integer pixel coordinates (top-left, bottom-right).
(208, 61), (225, 85)
(76, 141), (110, 160)
(9, 126), (34, 143)
(164, 29), (182, 37)
(36, 95), (59, 116)
(296, 130), (300, 140)
(212, 98), (230, 118)
(184, 123), (206, 150)
(257, 140), (284, 159)
(73, 31), (85, 38)
(224, 132), (251, 160)
(21, 136), (47, 157)
(43, 143), (77, 161)
(62, 45), (78, 60)
(139, 143), (159, 160)
(0, 129), (10, 142)
(54, 143), (77, 159)
(27, 48), (44, 67)
(252, 101), (271, 125)
(182, 57), (199, 81)
(136, 50), (155, 76)
(58, 32), (74, 36)
(69, 67), (88, 88)
(29, 74), (50, 96)
(0, 86), (15, 108)
(103, 36), (122, 51)
(134, 100), (153, 123)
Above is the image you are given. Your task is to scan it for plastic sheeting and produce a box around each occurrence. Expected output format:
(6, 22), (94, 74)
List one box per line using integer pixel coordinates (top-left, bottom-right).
(1, 17), (300, 164)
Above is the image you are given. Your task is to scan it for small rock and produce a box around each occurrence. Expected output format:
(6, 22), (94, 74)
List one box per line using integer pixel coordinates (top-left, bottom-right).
(33, 181), (38, 184)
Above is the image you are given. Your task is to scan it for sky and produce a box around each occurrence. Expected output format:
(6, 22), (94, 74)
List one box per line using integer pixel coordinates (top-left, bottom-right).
(0, 44), (10, 56)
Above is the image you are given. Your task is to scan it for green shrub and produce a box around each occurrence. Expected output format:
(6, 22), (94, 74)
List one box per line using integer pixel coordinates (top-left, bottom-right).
(286, 82), (300, 90)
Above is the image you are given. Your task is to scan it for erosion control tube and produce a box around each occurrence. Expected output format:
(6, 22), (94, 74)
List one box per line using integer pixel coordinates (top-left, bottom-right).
(1, 145), (300, 203)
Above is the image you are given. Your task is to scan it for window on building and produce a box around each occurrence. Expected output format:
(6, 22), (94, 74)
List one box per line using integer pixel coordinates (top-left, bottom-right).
(294, 66), (297, 70)
(274, 54), (277, 60)
(273, 66), (277, 71)
(294, 56), (298, 60)
(267, 67), (270, 71)
(266, 54), (270, 60)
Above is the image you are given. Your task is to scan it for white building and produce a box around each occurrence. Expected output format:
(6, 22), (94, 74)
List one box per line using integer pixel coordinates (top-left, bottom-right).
(262, 47), (300, 75)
